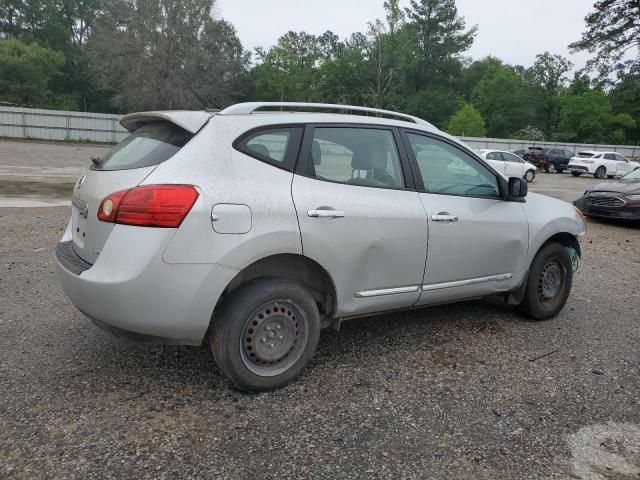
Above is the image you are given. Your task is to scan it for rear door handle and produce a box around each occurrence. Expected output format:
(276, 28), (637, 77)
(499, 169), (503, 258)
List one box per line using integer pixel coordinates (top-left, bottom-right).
(308, 209), (345, 218)
(432, 213), (458, 223)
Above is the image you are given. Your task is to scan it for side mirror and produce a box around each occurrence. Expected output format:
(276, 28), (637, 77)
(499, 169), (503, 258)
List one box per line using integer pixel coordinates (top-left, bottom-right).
(508, 177), (528, 200)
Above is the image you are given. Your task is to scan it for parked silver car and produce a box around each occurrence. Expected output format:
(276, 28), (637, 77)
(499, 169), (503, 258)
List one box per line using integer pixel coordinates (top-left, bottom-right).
(56, 102), (586, 391)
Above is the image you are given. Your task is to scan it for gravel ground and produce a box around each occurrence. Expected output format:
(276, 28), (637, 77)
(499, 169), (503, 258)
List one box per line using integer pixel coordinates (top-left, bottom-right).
(0, 207), (639, 479)
(1, 140), (639, 478)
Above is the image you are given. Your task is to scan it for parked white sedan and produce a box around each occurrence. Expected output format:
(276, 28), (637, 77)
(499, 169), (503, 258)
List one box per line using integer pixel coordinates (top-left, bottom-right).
(568, 151), (640, 179)
(478, 149), (537, 182)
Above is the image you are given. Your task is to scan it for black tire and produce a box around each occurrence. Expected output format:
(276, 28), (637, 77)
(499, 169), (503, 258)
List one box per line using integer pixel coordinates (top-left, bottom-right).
(595, 166), (606, 179)
(607, 175), (614, 179)
(524, 170), (535, 183)
(520, 243), (573, 320)
(571, 171), (582, 177)
(546, 162), (557, 173)
(210, 278), (321, 392)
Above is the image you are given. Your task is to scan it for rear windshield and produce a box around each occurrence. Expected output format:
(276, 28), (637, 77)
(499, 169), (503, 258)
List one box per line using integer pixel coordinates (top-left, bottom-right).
(577, 152), (595, 158)
(92, 121), (193, 171)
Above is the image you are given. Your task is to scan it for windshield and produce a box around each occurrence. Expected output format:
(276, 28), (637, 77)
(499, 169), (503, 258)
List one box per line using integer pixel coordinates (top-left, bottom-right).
(93, 121), (193, 171)
(622, 169), (640, 180)
(577, 152), (595, 158)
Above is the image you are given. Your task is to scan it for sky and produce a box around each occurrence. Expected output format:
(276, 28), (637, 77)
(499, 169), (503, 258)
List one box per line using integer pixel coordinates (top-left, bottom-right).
(215, 0), (594, 70)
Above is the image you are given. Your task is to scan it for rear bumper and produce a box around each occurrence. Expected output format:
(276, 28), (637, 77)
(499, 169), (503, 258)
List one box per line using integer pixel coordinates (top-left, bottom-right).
(55, 225), (239, 345)
(568, 164), (594, 174)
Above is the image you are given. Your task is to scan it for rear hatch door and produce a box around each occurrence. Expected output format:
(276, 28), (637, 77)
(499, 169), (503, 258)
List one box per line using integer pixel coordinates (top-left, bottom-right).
(70, 111), (210, 264)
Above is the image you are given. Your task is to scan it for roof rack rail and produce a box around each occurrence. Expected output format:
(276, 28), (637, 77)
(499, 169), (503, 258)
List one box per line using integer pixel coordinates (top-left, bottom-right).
(219, 102), (435, 128)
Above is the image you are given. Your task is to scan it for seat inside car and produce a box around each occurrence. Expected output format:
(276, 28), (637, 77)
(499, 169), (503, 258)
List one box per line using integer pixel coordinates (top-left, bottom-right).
(349, 145), (397, 187)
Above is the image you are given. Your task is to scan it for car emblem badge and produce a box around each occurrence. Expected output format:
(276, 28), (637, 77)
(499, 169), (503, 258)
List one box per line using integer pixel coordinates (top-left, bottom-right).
(77, 174), (86, 189)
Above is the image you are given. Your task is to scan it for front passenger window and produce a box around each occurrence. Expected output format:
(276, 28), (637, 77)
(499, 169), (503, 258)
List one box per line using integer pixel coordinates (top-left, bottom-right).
(407, 133), (501, 198)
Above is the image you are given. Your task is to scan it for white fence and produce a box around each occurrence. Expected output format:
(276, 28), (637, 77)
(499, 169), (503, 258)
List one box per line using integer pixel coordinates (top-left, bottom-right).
(0, 106), (128, 143)
(1, 106), (639, 157)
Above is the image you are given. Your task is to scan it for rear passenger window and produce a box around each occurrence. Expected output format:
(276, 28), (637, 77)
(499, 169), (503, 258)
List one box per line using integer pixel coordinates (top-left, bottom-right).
(307, 128), (404, 189)
(235, 127), (303, 171)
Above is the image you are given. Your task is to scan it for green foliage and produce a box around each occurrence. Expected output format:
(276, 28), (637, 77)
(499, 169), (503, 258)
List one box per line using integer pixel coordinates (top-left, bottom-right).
(472, 65), (534, 138)
(570, 0), (640, 82)
(556, 89), (636, 144)
(0, 0), (638, 147)
(526, 52), (573, 136)
(0, 36), (64, 106)
(445, 103), (486, 137)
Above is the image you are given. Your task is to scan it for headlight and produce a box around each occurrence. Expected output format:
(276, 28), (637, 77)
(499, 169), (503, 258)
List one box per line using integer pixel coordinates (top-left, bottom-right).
(627, 194), (640, 201)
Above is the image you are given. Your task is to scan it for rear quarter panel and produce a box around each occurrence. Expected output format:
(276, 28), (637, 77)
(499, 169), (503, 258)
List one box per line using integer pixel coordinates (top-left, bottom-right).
(143, 116), (303, 268)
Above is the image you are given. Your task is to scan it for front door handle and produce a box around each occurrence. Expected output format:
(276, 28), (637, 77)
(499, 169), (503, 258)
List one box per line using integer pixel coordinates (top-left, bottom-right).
(308, 209), (345, 218)
(432, 213), (458, 223)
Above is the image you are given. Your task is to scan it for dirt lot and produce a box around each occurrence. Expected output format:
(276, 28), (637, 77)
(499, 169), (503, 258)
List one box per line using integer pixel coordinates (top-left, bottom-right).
(1, 140), (639, 479)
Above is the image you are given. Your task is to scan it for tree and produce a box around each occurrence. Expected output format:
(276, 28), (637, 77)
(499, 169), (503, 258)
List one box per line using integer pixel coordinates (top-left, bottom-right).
(251, 31), (328, 102)
(88, 0), (250, 111)
(445, 103), (486, 136)
(0, 36), (64, 106)
(556, 89), (630, 143)
(610, 74), (640, 144)
(570, 0), (640, 81)
(526, 52), (573, 136)
(472, 65), (535, 138)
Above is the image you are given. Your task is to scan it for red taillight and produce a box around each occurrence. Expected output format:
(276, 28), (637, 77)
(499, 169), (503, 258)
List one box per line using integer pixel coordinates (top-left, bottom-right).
(97, 185), (199, 228)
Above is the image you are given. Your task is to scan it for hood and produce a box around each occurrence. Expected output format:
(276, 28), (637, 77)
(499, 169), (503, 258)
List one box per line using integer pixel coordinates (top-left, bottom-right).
(591, 179), (640, 195)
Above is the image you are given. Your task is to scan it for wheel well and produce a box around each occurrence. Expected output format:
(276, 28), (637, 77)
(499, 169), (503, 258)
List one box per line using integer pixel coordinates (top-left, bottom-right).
(542, 232), (581, 258)
(213, 254), (337, 329)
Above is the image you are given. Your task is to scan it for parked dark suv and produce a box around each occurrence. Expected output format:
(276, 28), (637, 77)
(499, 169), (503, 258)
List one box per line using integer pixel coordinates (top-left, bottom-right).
(523, 147), (574, 173)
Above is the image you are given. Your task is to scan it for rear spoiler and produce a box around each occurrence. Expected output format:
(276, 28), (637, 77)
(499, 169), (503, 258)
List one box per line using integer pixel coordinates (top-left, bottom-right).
(120, 111), (212, 134)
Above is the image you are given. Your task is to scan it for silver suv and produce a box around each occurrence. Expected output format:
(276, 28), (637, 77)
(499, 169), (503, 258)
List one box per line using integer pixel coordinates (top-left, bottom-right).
(56, 102), (586, 391)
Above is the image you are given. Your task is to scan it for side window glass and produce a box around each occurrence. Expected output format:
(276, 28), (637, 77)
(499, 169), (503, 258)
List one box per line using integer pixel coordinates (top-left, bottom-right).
(486, 152), (503, 161)
(407, 133), (501, 198)
(506, 153), (522, 163)
(236, 127), (302, 170)
(308, 128), (404, 189)
(615, 154), (627, 162)
(604, 153), (616, 160)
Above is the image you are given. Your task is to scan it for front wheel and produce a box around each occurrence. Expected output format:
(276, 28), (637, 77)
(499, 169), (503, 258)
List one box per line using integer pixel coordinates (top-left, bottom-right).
(520, 243), (573, 320)
(524, 170), (535, 183)
(595, 166), (606, 179)
(210, 278), (321, 391)
(546, 162), (557, 173)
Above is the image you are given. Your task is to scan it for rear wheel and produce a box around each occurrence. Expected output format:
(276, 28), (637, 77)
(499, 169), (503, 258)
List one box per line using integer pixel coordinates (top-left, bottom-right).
(210, 278), (321, 391)
(595, 166), (606, 179)
(520, 243), (573, 320)
(607, 175), (615, 179)
(546, 162), (557, 173)
(524, 170), (535, 183)
(571, 171), (582, 177)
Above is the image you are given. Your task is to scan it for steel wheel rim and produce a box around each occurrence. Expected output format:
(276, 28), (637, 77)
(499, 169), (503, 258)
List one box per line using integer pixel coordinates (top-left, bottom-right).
(239, 300), (308, 377)
(538, 260), (565, 306)
(548, 163), (556, 173)
(596, 168), (605, 179)
(525, 171), (534, 182)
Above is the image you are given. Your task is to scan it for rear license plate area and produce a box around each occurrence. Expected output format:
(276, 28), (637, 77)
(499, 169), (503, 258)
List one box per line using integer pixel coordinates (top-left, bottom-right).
(71, 197), (88, 249)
